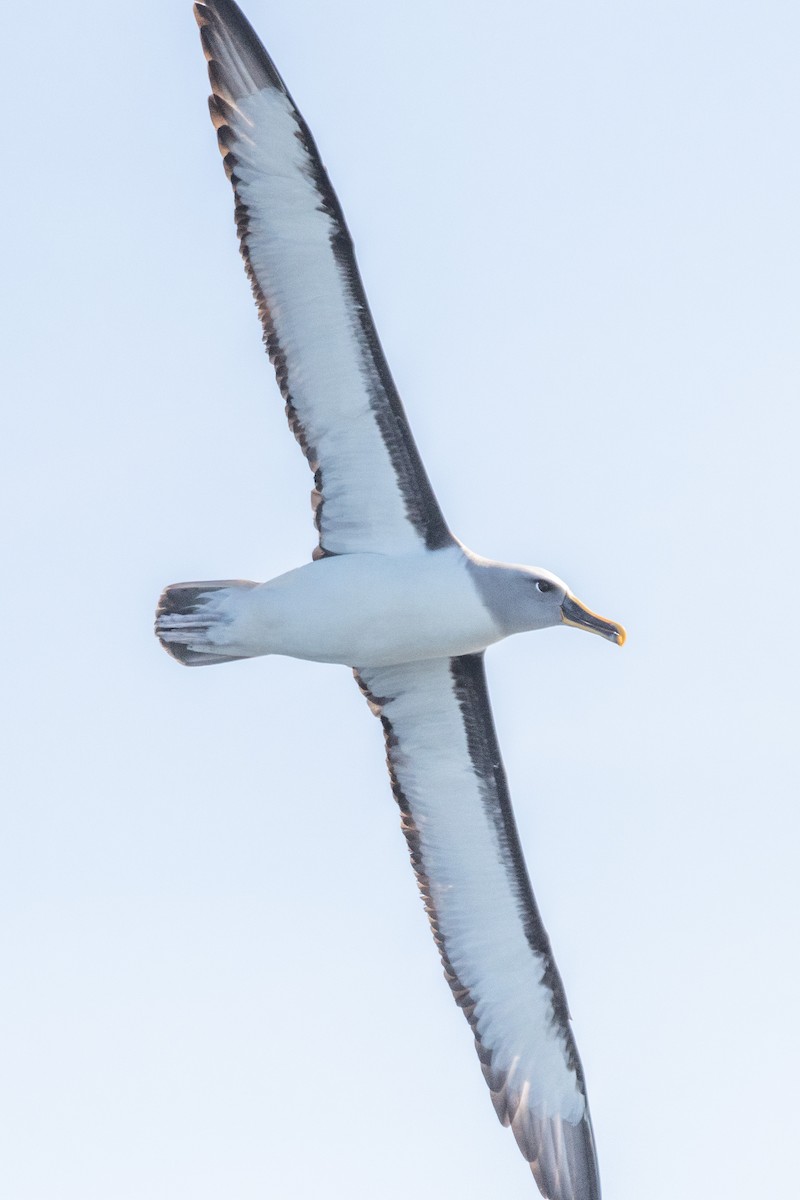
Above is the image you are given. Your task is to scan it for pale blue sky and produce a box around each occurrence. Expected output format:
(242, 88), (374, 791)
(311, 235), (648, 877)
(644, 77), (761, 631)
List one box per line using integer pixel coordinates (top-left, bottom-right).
(2, 1), (799, 1197)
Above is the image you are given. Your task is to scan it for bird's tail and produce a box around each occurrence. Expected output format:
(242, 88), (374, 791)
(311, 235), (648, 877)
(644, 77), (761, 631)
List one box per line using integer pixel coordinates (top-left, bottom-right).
(155, 579), (257, 666)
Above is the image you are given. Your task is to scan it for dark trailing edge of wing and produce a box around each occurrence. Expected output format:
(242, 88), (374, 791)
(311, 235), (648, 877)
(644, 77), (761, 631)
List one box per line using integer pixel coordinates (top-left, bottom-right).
(453, 655), (577, 1045)
(194, 0), (453, 557)
(355, 654), (601, 1200)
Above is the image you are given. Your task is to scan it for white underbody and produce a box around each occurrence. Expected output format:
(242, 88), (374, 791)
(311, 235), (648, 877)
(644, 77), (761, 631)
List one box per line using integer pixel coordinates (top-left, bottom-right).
(203, 547), (504, 667)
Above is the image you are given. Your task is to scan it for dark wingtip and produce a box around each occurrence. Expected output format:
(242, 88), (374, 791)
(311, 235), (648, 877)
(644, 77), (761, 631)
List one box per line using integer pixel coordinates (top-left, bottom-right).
(523, 1111), (601, 1200)
(193, 0), (288, 98)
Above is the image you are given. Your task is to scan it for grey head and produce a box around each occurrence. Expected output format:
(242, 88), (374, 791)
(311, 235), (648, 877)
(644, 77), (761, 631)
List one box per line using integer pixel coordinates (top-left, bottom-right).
(466, 554), (626, 645)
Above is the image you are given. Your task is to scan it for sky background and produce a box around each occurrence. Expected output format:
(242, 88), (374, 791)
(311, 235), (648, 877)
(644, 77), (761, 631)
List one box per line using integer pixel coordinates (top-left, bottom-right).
(2, 1), (799, 1197)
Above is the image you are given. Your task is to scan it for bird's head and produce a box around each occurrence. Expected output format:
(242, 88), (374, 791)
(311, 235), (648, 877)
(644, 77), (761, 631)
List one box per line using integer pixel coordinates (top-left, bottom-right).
(523, 568), (626, 644)
(471, 559), (626, 645)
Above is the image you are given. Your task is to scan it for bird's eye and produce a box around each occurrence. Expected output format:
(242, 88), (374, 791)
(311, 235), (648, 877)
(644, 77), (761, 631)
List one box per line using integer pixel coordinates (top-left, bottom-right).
(536, 581), (552, 593)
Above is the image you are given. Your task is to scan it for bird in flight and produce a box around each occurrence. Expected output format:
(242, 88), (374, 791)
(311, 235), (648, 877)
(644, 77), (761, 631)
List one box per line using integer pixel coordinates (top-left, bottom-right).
(156, 3), (625, 1196)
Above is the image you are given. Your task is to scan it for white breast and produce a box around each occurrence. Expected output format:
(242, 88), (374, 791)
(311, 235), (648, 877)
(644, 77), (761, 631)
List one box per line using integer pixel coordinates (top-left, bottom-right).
(227, 547), (504, 667)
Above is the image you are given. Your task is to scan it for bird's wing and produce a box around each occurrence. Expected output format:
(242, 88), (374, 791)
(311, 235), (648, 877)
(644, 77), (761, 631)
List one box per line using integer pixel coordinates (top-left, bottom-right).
(194, 0), (453, 559)
(355, 653), (601, 1200)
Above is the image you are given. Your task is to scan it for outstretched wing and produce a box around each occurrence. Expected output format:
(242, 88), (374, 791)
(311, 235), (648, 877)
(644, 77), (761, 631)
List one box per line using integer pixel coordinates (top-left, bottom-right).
(194, 0), (453, 559)
(355, 654), (601, 1200)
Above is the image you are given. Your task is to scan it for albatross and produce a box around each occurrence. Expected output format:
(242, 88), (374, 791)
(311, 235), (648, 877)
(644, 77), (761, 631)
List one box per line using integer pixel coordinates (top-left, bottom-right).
(156, 3), (625, 1196)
